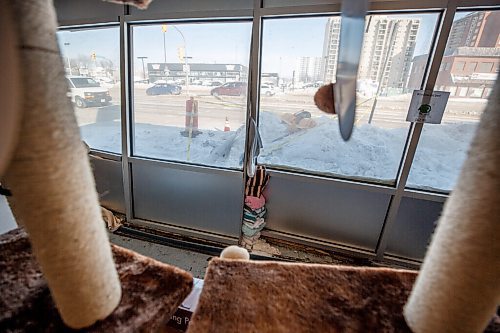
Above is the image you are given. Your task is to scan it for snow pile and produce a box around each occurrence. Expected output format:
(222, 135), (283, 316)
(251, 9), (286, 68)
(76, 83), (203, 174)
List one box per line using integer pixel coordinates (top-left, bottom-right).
(258, 112), (407, 182)
(407, 122), (477, 191)
(80, 121), (246, 168)
(80, 111), (477, 192)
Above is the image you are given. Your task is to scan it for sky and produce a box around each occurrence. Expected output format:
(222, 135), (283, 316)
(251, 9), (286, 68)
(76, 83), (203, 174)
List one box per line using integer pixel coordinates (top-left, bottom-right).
(57, 11), (475, 79)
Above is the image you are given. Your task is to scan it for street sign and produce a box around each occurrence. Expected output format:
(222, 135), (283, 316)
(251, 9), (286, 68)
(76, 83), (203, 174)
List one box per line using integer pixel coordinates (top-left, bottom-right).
(183, 64), (190, 73)
(406, 90), (450, 124)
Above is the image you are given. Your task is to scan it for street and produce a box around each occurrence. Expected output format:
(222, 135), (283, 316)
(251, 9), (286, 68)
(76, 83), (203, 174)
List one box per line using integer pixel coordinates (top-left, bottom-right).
(74, 85), (487, 133)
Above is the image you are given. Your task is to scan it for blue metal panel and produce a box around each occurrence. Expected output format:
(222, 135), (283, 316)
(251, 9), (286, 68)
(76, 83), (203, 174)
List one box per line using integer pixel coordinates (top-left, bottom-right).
(90, 156), (126, 214)
(132, 162), (244, 238)
(54, 0), (124, 24)
(128, 0), (253, 15)
(264, 172), (391, 251)
(385, 197), (443, 260)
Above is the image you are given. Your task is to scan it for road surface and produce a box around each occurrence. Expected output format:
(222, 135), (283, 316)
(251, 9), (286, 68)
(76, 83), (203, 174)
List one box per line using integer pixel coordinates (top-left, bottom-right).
(75, 85), (487, 133)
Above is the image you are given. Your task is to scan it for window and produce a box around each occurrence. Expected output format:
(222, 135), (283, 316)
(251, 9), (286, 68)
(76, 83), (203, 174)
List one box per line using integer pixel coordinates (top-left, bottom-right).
(258, 13), (438, 184)
(454, 61), (466, 70)
(407, 10), (500, 192)
(469, 88), (484, 97)
(466, 62), (478, 71)
(131, 22), (252, 168)
(478, 62), (494, 72)
(57, 27), (121, 154)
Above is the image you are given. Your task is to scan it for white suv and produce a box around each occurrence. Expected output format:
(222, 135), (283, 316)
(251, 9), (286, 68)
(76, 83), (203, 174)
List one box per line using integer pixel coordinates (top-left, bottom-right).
(66, 76), (112, 108)
(261, 84), (275, 96)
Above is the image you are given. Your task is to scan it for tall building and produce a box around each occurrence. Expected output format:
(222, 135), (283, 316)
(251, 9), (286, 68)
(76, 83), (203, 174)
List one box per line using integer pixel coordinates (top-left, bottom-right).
(296, 56), (323, 83)
(446, 11), (500, 54)
(408, 11), (500, 98)
(322, 16), (420, 94)
(322, 17), (341, 83)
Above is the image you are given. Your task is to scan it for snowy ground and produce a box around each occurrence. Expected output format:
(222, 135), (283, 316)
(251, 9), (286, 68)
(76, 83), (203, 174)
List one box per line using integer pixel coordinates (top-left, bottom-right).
(80, 110), (478, 192)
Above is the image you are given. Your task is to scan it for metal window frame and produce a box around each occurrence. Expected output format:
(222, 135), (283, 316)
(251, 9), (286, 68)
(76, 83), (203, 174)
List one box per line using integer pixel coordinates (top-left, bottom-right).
(58, 0), (499, 264)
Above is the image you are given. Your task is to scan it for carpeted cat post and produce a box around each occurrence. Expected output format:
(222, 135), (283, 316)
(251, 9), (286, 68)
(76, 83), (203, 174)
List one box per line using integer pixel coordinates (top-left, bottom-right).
(404, 79), (500, 331)
(0, 0), (122, 328)
(1, 0), (193, 330)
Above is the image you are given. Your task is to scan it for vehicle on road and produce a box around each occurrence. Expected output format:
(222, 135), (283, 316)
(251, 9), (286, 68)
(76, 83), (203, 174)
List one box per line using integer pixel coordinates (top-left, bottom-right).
(66, 75), (112, 108)
(203, 81), (223, 87)
(303, 82), (320, 88)
(210, 81), (247, 96)
(146, 83), (182, 96)
(261, 84), (275, 96)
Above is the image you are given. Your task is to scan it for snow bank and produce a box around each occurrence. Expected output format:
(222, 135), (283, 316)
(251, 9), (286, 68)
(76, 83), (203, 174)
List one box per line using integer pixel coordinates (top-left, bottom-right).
(80, 111), (477, 192)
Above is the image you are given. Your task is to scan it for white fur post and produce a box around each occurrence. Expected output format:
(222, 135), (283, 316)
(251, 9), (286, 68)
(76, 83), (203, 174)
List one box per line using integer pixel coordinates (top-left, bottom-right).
(404, 77), (500, 332)
(2, 0), (121, 329)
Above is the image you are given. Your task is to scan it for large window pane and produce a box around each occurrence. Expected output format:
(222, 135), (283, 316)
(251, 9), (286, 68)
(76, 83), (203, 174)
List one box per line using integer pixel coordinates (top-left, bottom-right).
(407, 10), (500, 192)
(258, 14), (438, 184)
(58, 27), (121, 154)
(131, 22), (252, 169)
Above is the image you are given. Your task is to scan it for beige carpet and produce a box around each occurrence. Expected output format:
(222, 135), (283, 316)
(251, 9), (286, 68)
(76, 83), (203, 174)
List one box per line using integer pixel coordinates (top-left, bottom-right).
(0, 228), (193, 332)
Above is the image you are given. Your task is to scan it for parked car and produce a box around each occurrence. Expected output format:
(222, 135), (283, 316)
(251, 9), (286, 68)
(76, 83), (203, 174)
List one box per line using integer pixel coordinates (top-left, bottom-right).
(203, 81), (223, 87)
(66, 76), (111, 108)
(95, 76), (115, 88)
(303, 82), (318, 88)
(146, 83), (182, 96)
(210, 81), (247, 96)
(261, 84), (275, 96)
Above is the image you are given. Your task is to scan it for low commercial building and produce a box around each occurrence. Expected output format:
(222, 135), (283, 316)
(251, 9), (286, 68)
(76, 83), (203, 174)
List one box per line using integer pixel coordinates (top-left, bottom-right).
(147, 63), (248, 84)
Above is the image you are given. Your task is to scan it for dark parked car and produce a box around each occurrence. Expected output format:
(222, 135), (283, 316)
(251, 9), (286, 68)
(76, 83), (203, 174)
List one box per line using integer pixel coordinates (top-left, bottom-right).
(210, 82), (247, 96)
(146, 83), (182, 96)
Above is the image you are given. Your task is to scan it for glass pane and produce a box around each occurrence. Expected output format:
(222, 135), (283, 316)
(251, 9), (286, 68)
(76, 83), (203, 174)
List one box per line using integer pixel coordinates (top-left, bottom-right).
(258, 14), (438, 184)
(57, 27), (121, 154)
(131, 22), (252, 169)
(407, 10), (500, 192)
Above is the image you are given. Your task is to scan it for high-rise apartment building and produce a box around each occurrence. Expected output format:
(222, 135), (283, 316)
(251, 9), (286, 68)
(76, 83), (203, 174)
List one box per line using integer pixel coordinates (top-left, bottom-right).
(446, 11), (500, 54)
(322, 16), (420, 94)
(296, 56), (323, 83)
(322, 17), (341, 83)
(407, 11), (500, 99)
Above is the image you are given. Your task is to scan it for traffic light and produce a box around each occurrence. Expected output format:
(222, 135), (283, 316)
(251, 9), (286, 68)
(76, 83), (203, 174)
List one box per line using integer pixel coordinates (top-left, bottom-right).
(161, 25), (167, 33)
(91, 52), (96, 61)
(177, 46), (185, 62)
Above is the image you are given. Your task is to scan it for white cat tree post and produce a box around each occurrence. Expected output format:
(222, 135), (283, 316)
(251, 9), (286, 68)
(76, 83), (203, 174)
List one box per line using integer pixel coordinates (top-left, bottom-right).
(404, 77), (500, 332)
(1, 0), (121, 328)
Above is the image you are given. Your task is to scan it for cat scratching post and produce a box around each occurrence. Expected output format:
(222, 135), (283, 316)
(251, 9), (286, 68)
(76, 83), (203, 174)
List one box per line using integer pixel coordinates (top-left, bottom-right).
(1, 0), (121, 328)
(404, 78), (500, 332)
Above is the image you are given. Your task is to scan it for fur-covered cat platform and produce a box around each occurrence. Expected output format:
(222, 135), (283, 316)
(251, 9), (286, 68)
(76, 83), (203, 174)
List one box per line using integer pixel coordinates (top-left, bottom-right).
(186, 256), (499, 333)
(0, 228), (193, 332)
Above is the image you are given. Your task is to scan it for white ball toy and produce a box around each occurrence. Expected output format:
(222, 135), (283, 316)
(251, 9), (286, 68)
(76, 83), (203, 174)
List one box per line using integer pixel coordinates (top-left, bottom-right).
(220, 246), (250, 260)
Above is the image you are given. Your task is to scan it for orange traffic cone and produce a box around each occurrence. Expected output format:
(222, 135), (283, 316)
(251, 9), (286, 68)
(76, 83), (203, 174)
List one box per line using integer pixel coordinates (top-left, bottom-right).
(224, 117), (230, 132)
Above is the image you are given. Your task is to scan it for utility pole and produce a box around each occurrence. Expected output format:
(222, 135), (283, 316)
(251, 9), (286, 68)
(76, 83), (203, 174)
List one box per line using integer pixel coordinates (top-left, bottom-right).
(137, 56), (148, 81)
(64, 42), (72, 75)
(161, 25), (167, 64)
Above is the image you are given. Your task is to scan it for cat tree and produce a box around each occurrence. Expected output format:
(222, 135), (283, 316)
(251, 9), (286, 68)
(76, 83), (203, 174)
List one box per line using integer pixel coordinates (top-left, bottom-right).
(0, 0), (498, 331)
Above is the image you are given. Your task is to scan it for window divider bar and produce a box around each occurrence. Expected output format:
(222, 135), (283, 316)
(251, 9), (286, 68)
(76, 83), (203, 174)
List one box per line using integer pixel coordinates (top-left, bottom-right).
(123, 9), (254, 22)
(375, 0), (458, 259)
(243, 0), (264, 180)
(119, 16), (134, 222)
